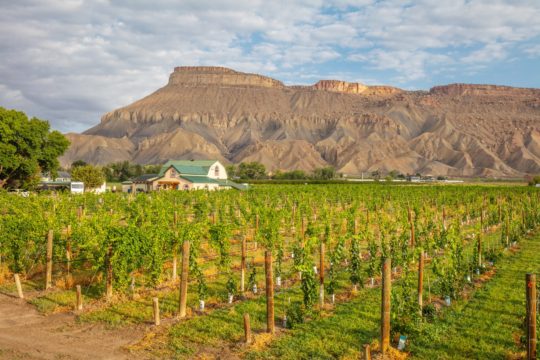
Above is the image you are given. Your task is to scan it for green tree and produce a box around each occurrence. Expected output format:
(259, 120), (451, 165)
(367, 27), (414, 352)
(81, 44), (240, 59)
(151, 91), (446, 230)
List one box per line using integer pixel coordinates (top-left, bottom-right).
(274, 170), (307, 180)
(312, 166), (335, 180)
(71, 160), (87, 168)
(226, 164), (236, 178)
(528, 175), (540, 186)
(71, 165), (105, 190)
(0, 107), (70, 189)
(237, 162), (266, 179)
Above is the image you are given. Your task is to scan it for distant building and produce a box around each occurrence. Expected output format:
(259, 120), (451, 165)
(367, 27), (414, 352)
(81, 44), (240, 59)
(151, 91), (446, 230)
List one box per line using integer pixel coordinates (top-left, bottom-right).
(40, 171), (71, 182)
(122, 160), (246, 192)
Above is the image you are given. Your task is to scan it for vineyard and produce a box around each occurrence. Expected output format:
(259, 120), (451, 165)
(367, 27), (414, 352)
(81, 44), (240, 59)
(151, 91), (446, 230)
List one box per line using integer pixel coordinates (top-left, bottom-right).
(0, 184), (539, 359)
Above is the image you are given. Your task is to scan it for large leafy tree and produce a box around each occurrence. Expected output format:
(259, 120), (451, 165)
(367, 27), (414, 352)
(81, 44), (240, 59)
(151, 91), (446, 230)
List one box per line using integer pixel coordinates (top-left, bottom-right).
(0, 107), (69, 189)
(237, 162), (266, 179)
(71, 165), (105, 190)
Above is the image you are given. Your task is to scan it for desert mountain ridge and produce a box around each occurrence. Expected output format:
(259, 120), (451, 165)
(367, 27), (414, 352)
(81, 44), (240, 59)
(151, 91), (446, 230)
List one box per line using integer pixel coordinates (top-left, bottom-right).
(61, 66), (540, 177)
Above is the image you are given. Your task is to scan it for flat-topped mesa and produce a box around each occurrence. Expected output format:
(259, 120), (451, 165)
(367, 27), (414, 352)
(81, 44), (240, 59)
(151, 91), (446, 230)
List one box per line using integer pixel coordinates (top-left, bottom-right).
(169, 66), (285, 88)
(313, 80), (368, 94)
(430, 83), (540, 97)
(311, 80), (403, 96)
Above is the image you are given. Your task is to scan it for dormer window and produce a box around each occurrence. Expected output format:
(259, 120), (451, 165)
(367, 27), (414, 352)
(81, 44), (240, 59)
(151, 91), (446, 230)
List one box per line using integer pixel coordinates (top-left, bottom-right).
(214, 166), (219, 177)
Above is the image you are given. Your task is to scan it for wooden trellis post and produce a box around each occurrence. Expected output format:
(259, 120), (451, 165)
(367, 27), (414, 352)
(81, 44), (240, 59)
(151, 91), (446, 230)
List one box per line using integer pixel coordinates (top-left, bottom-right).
(265, 251), (274, 334)
(408, 206), (415, 247)
(526, 273), (537, 360)
(418, 251), (424, 314)
(105, 244), (113, 301)
(46, 230), (53, 290)
(442, 206), (447, 231)
(319, 242), (325, 306)
(172, 211), (178, 281)
(153, 297), (161, 326)
(254, 214), (259, 250)
(14, 274), (24, 299)
(381, 257), (391, 353)
(178, 240), (190, 318)
(301, 217), (306, 243)
(363, 344), (371, 360)
(76, 285), (83, 311)
(243, 313), (252, 343)
(66, 225), (72, 281)
(241, 235), (246, 294)
(477, 209), (484, 268)
(366, 208), (370, 230)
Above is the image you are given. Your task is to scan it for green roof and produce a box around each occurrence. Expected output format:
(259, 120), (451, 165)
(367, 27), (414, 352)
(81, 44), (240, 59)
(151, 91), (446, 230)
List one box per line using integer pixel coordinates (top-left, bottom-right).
(215, 179), (249, 190)
(158, 160), (217, 177)
(180, 175), (219, 184)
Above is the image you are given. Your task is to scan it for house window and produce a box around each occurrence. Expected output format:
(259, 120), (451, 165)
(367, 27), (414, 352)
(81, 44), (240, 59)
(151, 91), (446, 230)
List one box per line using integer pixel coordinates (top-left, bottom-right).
(214, 166), (219, 177)
(170, 169), (176, 178)
(183, 184), (189, 190)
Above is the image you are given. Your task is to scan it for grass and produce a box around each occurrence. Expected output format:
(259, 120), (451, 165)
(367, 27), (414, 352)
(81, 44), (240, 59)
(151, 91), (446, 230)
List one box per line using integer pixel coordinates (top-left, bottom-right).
(409, 231), (540, 359)
(240, 229), (531, 359)
(4, 218), (530, 359)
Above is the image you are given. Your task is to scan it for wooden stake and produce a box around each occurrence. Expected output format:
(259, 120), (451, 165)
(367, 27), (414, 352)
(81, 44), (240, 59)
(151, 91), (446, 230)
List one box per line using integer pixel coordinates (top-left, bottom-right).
(442, 206), (447, 231)
(319, 242), (325, 307)
(366, 208), (370, 230)
(241, 235), (246, 294)
(66, 225), (72, 278)
(243, 313), (252, 344)
(178, 240), (190, 318)
(381, 257), (391, 353)
(418, 251), (424, 313)
(254, 214), (259, 250)
(153, 297), (160, 326)
(506, 214), (510, 247)
(265, 250), (275, 334)
(105, 244), (113, 301)
(354, 218), (359, 235)
(14, 274), (24, 299)
(301, 217), (306, 242)
(172, 251), (178, 282)
(526, 273), (537, 360)
(363, 344), (371, 360)
(477, 235), (482, 269)
(46, 230), (53, 290)
(76, 285), (83, 310)
(408, 207), (415, 247)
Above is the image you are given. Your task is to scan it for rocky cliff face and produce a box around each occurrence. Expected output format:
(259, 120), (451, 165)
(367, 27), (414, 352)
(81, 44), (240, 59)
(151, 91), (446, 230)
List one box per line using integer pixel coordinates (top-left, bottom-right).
(169, 66), (285, 88)
(313, 80), (368, 94)
(61, 67), (540, 177)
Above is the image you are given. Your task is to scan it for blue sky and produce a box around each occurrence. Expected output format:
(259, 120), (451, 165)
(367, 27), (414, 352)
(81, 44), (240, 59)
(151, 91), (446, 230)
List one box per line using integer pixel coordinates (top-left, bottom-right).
(1, 0), (539, 132)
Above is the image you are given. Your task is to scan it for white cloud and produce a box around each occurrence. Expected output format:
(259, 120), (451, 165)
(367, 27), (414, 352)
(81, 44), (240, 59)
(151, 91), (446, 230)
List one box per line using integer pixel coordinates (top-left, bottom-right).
(524, 44), (540, 57)
(462, 43), (508, 64)
(0, 0), (539, 131)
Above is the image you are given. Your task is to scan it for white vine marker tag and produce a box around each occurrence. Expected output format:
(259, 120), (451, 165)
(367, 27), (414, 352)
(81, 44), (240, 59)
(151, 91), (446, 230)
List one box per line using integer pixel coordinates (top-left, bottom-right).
(397, 335), (407, 351)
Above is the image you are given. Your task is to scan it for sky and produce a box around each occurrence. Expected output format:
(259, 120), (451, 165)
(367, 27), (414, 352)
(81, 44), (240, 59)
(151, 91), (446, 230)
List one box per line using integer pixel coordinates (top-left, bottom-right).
(1, 0), (540, 133)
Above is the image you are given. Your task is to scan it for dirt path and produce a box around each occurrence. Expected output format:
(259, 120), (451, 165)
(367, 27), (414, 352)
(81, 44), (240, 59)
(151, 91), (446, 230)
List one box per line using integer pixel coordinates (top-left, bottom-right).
(0, 294), (145, 359)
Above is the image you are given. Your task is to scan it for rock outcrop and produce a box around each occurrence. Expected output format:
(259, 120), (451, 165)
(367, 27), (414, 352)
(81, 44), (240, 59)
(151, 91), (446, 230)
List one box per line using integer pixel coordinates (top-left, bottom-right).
(61, 66), (540, 177)
(313, 80), (367, 94)
(169, 66), (285, 88)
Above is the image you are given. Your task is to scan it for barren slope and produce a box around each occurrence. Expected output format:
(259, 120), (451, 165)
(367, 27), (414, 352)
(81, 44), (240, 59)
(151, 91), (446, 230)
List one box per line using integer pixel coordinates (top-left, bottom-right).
(61, 66), (540, 177)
